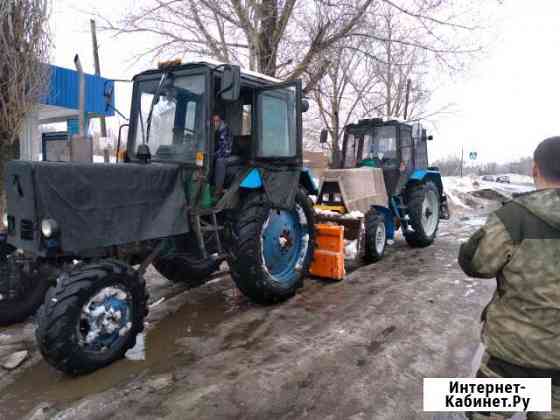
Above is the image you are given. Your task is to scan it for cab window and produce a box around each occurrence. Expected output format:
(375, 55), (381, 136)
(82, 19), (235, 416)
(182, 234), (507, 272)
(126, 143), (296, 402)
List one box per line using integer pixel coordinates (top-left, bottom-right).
(257, 86), (297, 158)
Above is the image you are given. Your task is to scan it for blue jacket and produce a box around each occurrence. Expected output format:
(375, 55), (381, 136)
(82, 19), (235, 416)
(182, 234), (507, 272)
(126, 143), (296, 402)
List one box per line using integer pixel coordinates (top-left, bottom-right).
(215, 123), (233, 159)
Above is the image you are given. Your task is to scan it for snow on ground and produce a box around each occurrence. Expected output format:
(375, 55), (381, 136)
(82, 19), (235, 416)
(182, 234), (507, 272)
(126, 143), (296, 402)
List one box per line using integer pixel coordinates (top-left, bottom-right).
(93, 155), (117, 163)
(442, 177), (475, 210)
(443, 175), (534, 214)
(500, 173), (534, 185)
(344, 239), (358, 260)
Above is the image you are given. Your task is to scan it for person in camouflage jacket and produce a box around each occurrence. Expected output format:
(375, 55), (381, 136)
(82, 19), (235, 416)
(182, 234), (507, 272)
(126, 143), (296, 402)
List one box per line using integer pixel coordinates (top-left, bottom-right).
(458, 137), (560, 420)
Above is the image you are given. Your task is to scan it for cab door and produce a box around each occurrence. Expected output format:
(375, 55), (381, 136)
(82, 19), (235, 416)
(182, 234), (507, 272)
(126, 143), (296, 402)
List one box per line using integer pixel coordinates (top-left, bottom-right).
(253, 80), (303, 164)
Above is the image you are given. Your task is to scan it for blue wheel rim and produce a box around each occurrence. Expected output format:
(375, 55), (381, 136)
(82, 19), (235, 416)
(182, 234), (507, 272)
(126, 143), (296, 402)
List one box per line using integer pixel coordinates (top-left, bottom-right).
(79, 286), (132, 353)
(261, 205), (310, 286)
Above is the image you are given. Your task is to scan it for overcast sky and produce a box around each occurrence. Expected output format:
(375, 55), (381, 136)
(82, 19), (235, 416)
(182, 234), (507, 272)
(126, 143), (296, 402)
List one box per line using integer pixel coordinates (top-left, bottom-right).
(51, 0), (560, 164)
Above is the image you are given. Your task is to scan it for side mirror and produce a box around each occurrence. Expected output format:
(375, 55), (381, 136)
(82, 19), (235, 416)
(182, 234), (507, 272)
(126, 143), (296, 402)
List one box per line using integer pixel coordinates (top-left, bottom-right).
(302, 99), (310, 113)
(427, 135), (434, 141)
(320, 129), (328, 144)
(221, 65), (241, 102)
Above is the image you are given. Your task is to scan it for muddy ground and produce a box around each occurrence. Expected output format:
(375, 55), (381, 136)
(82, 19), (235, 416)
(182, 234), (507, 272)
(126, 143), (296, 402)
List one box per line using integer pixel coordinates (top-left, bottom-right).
(0, 203), (501, 420)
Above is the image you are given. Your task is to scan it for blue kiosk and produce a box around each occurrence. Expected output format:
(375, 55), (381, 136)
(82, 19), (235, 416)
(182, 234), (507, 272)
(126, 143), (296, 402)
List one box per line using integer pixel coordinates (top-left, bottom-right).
(20, 64), (115, 161)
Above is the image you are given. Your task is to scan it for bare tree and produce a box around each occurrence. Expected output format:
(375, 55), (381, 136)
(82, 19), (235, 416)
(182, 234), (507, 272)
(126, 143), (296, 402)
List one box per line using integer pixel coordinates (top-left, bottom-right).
(98, 0), (374, 93)
(0, 0), (50, 206)
(355, 0), (483, 120)
(369, 6), (430, 119)
(432, 154), (463, 176)
(98, 0), (490, 169)
(310, 0), (483, 166)
(311, 38), (381, 166)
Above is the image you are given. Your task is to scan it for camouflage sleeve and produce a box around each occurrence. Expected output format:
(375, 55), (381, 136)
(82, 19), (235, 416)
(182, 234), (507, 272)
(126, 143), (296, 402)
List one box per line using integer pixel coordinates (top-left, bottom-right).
(458, 213), (515, 279)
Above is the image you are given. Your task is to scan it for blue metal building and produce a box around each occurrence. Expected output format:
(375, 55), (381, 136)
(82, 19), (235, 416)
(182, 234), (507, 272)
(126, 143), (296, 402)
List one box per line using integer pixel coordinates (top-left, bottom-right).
(21, 64), (115, 160)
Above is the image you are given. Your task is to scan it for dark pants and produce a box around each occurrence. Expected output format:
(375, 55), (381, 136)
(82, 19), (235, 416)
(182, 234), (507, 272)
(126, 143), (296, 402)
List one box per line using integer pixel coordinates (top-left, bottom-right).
(468, 351), (560, 419)
(214, 157), (227, 193)
(214, 156), (240, 193)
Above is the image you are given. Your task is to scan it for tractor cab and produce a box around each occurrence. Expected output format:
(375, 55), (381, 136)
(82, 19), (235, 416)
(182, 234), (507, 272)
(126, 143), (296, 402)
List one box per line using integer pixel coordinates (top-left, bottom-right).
(125, 61), (308, 209)
(340, 118), (431, 195)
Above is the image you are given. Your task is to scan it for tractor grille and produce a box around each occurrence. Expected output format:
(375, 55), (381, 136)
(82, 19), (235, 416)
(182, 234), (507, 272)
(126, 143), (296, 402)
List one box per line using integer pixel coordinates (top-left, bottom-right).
(20, 219), (34, 240)
(0, 259), (10, 296)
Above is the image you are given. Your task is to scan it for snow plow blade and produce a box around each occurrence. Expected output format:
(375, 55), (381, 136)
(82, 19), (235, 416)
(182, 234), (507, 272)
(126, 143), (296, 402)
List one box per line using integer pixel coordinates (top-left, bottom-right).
(309, 224), (345, 280)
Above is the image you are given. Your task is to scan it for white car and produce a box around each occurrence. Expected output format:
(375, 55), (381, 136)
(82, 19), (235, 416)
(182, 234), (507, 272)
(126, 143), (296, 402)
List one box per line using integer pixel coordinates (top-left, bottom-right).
(496, 175), (511, 184)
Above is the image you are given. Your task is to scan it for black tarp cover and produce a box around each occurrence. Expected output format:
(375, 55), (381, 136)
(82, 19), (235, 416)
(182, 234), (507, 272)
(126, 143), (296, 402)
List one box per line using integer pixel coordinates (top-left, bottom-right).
(6, 161), (190, 254)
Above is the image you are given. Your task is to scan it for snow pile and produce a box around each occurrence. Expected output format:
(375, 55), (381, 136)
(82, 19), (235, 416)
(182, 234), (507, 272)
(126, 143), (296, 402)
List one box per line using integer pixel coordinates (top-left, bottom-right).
(442, 177), (476, 210)
(499, 173), (534, 185)
(315, 208), (340, 216)
(344, 239), (358, 260)
(314, 209), (364, 220)
(443, 175), (535, 214)
(342, 211), (364, 219)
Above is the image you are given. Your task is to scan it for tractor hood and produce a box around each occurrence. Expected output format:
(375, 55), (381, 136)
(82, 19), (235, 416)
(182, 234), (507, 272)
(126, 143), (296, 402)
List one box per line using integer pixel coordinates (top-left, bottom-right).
(5, 160), (190, 255)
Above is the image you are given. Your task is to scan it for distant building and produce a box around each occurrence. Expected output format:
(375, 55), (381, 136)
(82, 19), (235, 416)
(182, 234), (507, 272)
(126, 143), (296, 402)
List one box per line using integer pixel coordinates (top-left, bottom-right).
(303, 150), (329, 178)
(20, 64), (115, 161)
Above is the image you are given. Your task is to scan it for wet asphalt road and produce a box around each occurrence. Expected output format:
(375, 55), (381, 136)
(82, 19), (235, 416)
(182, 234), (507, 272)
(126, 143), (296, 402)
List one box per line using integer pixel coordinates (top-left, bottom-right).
(0, 213), (500, 420)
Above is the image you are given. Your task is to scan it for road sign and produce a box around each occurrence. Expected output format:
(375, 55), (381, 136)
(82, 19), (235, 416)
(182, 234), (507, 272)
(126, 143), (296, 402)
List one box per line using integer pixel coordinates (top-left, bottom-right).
(469, 152), (478, 161)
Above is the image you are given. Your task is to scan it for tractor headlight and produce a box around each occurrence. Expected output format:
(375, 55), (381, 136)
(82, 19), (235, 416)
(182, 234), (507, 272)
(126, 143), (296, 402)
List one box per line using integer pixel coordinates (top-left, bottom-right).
(41, 219), (59, 238)
(2, 213), (7, 228)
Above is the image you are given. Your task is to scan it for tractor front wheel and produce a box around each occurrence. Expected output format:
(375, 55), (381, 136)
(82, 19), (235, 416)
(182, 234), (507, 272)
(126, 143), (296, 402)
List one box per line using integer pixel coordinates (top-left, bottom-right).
(36, 260), (147, 375)
(0, 243), (53, 326)
(404, 182), (440, 247)
(364, 210), (386, 263)
(228, 189), (315, 304)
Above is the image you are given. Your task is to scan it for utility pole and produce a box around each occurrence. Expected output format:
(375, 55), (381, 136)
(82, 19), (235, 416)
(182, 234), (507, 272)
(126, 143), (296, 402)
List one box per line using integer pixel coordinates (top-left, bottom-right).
(460, 145), (464, 177)
(90, 19), (107, 138)
(73, 54), (86, 137)
(403, 79), (411, 121)
(72, 54), (93, 162)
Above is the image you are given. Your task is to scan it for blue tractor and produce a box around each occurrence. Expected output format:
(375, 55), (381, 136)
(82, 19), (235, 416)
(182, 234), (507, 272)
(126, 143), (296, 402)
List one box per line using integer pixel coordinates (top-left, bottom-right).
(1, 61), (318, 374)
(315, 118), (450, 265)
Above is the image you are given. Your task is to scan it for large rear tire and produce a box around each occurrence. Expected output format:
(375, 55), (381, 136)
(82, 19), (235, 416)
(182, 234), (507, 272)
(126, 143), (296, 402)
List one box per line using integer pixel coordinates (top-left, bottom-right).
(0, 243), (52, 326)
(152, 235), (220, 288)
(228, 189), (315, 304)
(404, 182), (440, 248)
(36, 260), (147, 375)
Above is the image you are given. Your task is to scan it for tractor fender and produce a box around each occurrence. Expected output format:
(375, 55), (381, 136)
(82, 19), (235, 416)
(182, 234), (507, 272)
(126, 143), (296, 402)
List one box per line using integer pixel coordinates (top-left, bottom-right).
(371, 205), (395, 240)
(239, 168), (303, 210)
(240, 167), (319, 195)
(408, 169), (443, 195)
(239, 168), (263, 189)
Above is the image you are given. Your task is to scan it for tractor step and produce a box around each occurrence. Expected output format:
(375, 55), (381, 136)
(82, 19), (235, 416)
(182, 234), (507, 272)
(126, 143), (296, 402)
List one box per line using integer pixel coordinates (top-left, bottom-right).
(209, 252), (228, 261)
(200, 226), (224, 232)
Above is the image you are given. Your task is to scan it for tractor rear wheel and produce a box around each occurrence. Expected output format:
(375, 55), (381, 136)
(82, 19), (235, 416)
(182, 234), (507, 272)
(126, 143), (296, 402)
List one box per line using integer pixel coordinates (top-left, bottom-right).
(364, 210), (386, 263)
(0, 243), (52, 326)
(228, 189), (315, 304)
(152, 235), (220, 288)
(36, 260), (147, 375)
(404, 182), (440, 247)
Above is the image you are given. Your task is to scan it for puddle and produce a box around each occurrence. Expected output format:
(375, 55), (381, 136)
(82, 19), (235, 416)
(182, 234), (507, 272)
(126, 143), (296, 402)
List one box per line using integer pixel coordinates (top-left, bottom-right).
(0, 283), (249, 419)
